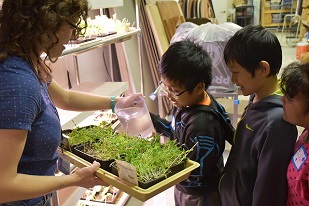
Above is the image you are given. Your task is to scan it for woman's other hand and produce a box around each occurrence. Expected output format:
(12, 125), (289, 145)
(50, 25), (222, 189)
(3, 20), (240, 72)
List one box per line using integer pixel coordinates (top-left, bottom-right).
(70, 161), (108, 188)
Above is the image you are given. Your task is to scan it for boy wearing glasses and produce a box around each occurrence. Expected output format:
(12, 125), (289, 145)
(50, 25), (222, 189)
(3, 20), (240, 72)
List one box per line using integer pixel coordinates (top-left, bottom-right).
(150, 40), (234, 206)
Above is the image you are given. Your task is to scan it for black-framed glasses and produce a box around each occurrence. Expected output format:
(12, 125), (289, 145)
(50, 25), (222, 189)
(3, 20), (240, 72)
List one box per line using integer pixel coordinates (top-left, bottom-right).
(159, 81), (189, 100)
(66, 21), (80, 39)
(67, 21), (78, 30)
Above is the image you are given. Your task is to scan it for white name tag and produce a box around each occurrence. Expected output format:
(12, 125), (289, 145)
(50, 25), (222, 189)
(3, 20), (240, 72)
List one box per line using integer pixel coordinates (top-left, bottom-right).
(292, 145), (308, 171)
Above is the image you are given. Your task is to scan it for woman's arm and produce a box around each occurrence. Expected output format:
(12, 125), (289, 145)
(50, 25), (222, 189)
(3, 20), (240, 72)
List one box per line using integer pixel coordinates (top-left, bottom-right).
(0, 129), (106, 203)
(48, 80), (121, 111)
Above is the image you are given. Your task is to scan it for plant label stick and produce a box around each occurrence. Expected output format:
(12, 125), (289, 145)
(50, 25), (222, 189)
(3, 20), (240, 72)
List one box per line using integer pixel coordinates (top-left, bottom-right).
(115, 160), (138, 186)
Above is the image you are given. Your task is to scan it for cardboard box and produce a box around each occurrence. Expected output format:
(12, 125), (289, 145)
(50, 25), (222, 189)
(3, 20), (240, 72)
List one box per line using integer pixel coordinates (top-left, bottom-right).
(301, 8), (309, 20)
(264, 13), (272, 24)
(303, 0), (309, 8)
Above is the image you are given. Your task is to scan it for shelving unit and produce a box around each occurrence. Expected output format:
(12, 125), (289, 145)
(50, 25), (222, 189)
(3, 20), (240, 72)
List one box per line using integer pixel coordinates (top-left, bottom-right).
(235, 5), (254, 27)
(261, 0), (296, 27)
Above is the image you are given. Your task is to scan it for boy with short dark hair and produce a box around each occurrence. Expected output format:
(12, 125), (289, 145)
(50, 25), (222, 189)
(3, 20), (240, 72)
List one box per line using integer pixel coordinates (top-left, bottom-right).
(150, 40), (234, 206)
(219, 25), (298, 206)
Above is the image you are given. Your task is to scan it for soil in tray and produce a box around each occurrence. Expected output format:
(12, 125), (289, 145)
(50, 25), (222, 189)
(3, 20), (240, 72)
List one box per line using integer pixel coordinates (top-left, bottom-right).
(73, 144), (114, 173)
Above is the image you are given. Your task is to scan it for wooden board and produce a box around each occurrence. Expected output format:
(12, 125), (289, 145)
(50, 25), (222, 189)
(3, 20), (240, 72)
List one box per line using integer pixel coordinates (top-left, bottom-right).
(192, 0), (197, 18)
(186, 0), (191, 18)
(156, 1), (185, 42)
(197, 0), (201, 18)
(156, 1), (184, 20)
(200, 0), (215, 20)
(163, 16), (184, 41)
(201, 0), (209, 18)
(145, 4), (170, 57)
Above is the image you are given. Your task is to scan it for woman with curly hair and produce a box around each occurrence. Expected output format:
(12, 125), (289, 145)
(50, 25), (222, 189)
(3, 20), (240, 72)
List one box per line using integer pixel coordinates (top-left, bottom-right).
(0, 0), (119, 205)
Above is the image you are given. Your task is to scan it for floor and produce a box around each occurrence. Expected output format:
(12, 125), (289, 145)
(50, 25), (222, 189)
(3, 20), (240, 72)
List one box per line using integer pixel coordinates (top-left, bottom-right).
(124, 30), (301, 206)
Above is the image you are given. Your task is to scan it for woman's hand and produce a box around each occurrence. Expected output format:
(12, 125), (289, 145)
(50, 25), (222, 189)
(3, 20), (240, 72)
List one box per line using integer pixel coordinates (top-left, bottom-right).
(70, 161), (108, 188)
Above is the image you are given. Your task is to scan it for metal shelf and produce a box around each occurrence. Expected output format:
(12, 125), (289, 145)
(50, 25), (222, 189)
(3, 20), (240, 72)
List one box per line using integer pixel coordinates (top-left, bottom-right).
(62, 28), (141, 57)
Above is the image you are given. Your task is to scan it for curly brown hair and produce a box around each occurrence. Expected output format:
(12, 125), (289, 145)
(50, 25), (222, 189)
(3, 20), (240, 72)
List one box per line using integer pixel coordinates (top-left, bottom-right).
(0, 0), (89, 82)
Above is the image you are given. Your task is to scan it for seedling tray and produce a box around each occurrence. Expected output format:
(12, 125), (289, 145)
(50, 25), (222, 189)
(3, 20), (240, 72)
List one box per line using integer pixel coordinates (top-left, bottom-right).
(110, 159), (186, 189)
(73, 144), (114, 173)
(63, 150), (200, 202)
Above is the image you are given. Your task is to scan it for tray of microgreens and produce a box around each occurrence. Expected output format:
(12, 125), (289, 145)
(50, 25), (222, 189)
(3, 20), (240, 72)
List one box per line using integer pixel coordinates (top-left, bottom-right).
(61, 121), (200, 201)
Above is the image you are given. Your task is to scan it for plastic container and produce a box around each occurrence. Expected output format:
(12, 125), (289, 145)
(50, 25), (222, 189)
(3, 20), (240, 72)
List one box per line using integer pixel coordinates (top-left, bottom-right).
(114, 94), (155, 138)
(296, 41), (309, 60)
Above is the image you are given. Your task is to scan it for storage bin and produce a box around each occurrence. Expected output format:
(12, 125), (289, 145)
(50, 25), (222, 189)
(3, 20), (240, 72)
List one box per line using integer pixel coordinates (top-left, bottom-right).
(270, 2), (281, 9)
(272, 19), (282, 23)
(271, 13), (283, 23)
(272, 14), (281, 19)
